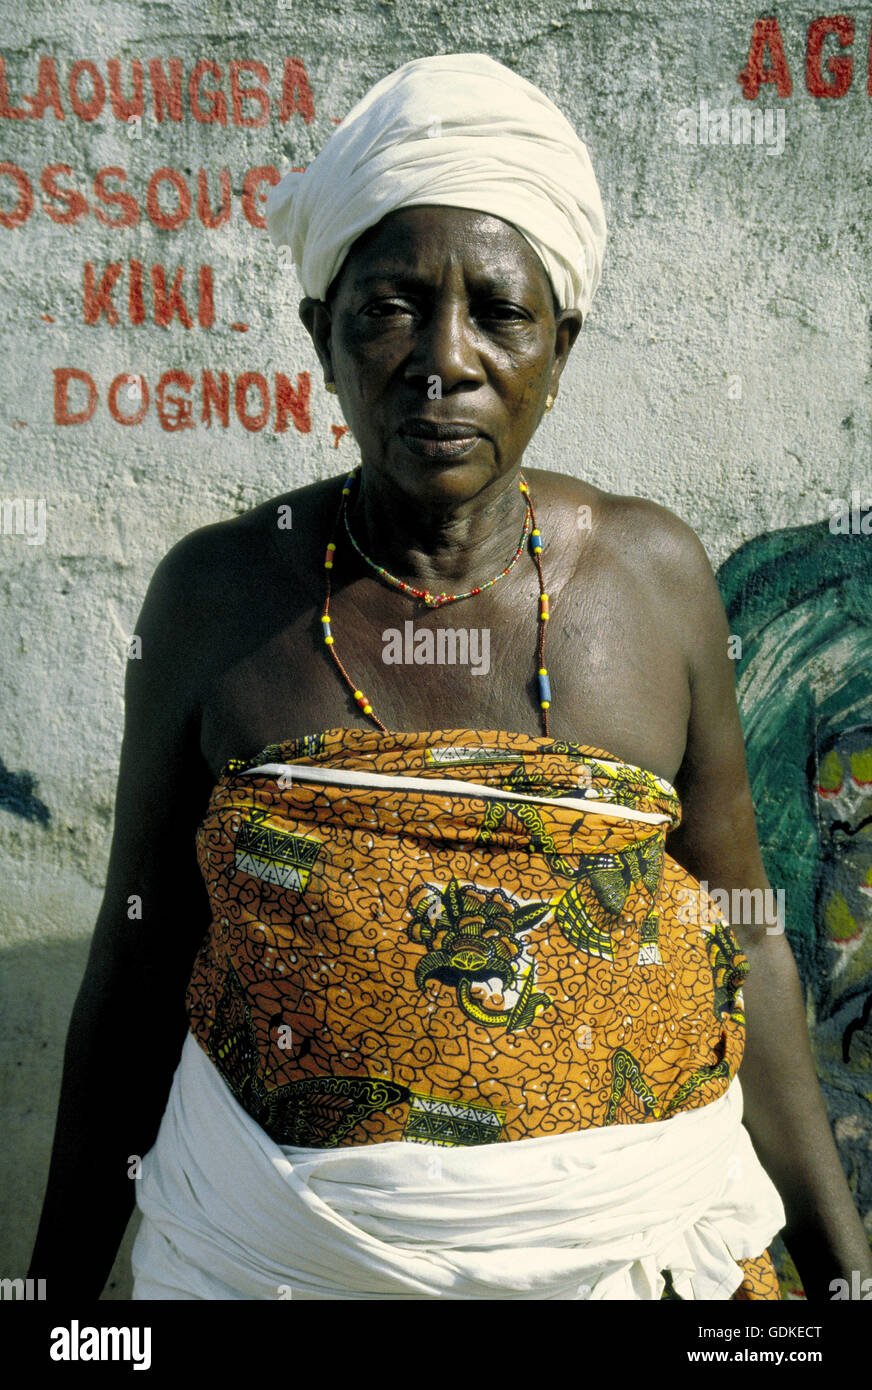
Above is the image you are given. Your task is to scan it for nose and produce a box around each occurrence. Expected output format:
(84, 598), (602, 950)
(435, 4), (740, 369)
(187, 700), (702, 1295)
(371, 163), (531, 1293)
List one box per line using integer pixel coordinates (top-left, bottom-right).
(405, 293), (487, 394)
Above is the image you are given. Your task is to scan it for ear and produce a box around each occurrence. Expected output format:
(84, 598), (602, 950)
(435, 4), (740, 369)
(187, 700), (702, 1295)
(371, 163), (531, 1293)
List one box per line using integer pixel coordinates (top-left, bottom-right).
(298, 297), (336, 387)
(549, 309), (583, 395)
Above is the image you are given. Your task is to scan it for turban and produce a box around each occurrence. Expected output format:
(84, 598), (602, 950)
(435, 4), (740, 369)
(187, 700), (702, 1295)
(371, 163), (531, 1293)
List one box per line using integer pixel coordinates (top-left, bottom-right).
(265, 53), (607, 322)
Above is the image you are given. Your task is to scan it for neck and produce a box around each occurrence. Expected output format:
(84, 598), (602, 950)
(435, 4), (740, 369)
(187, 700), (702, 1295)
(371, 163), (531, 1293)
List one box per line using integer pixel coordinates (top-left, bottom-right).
(346, 466), (529, 592)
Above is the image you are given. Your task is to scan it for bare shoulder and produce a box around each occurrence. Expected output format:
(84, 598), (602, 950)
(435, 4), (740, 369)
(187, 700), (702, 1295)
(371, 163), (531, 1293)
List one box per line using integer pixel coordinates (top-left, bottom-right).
(530, 469), (728, 672)
(599, 491), (716, 591)
(151, 475), (341, 591)
(131, 475), (344, 723)
(533, 468), (715, 579)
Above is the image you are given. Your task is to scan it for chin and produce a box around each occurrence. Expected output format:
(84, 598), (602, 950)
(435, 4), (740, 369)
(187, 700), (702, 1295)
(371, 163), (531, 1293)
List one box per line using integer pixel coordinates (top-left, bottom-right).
(408, 465), (500, 504)
(378, 449), (508, 501)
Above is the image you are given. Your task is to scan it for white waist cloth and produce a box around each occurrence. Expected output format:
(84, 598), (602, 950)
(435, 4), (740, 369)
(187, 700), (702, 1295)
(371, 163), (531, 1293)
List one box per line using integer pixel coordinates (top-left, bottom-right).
(131, 1032), (785, 1300)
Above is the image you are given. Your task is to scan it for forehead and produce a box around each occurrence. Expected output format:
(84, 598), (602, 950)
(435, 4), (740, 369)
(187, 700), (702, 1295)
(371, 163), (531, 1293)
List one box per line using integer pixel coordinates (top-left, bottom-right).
(332, 204), (552, 295)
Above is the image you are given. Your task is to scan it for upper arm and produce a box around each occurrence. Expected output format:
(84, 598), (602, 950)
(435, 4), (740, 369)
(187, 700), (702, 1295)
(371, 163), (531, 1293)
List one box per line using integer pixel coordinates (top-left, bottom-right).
(656, 519), (769, 897)
(83, 531), (218, 1000)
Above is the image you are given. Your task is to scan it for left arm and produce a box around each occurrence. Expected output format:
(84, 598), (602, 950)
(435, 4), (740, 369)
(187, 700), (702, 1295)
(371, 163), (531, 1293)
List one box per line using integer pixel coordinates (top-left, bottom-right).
(661, 520), (871, 1302)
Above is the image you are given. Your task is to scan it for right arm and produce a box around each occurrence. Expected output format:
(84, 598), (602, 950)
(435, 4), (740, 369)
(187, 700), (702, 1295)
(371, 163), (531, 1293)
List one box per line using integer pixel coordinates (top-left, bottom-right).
(28, 536), (217, 1300)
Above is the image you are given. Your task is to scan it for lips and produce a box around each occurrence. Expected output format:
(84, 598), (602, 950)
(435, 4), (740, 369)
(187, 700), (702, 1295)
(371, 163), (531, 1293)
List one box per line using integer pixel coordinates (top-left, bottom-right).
(399, 419), (483, 440)
(399, 418), (484, 459)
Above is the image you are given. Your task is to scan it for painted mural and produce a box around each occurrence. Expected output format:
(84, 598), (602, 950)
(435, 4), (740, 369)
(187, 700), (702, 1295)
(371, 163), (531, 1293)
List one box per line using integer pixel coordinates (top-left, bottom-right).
(717, 513), (872, 1296)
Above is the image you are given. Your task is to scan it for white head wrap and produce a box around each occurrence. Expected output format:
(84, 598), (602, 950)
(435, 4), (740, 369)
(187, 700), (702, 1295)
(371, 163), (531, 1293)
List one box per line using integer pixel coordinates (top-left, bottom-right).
(266, 53), (607, 321)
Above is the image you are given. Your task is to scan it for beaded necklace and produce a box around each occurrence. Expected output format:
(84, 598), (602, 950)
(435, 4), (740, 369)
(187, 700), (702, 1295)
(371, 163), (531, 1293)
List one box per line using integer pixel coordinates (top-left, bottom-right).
(321, 465), (552, 734)
(343, 488), (533, 607)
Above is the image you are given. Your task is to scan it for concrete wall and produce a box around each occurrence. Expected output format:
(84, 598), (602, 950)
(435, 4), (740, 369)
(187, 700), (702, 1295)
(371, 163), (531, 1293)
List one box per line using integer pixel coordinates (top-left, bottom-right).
(1, 0), (870, 1299)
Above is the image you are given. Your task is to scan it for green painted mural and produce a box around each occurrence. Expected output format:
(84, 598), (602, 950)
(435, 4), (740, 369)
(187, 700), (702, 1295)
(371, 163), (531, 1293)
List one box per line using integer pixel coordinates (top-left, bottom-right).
(717, 515), (872, 1295)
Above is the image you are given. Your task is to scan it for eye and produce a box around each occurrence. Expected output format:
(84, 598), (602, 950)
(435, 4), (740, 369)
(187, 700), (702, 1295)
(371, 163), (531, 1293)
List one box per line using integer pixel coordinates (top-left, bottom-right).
(362, 298), (415, 319)
(479, 301), (530, 322)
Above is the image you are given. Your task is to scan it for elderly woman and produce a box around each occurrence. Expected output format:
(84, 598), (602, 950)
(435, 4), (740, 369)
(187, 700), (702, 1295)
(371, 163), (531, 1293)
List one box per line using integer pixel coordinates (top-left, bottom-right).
(31, 54), (870, 1301)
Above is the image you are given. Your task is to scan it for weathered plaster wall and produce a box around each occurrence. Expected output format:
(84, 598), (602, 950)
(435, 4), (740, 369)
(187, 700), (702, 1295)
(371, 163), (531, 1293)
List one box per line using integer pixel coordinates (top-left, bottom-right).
(1, 0), (870, 1299)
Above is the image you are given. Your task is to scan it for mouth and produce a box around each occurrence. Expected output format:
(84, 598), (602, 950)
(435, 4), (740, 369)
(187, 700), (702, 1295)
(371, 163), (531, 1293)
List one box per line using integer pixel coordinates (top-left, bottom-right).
(399, 418), (483, 459)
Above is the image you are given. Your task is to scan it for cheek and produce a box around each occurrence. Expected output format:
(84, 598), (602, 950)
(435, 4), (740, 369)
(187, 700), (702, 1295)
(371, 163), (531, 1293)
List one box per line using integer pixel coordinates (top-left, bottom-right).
(336, 340), (407, 405)
(511, 368), (551, 417)
(497, 337), (554, 408)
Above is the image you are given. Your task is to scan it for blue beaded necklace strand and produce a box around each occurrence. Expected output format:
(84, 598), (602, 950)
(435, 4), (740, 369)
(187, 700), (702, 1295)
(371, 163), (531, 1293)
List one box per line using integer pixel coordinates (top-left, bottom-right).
(321, 465), (552, 735)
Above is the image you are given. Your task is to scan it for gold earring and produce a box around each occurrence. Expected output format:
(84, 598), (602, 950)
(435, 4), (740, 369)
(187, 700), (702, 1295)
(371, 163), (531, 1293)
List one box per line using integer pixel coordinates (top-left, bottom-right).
(544, 393), (555, 412)
(325, 381), (337, 394)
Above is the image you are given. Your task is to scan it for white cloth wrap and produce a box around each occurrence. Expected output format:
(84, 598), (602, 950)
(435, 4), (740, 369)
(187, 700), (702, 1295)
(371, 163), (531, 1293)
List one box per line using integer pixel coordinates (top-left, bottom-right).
(265, 53), (608, 321)
(131, 1032), (785, 1300)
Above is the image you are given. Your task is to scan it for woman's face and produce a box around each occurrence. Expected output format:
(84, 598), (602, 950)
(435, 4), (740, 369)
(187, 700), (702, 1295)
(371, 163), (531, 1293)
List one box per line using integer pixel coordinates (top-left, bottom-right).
(299, 205), (582, 503)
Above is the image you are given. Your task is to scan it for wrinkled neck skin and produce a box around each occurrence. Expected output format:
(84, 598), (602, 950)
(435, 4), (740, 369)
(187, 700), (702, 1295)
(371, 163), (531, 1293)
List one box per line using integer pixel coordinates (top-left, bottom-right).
(347, 464), (532, 593)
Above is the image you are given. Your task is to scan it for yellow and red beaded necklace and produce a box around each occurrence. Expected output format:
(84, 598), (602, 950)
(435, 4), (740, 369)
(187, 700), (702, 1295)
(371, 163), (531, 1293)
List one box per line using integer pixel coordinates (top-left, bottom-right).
(321, 465), (552, 734)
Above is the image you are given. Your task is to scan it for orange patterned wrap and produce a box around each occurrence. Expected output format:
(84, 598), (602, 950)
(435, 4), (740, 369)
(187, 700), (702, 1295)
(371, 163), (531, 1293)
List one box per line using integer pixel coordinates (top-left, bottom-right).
(185, 726), (779, 1298)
